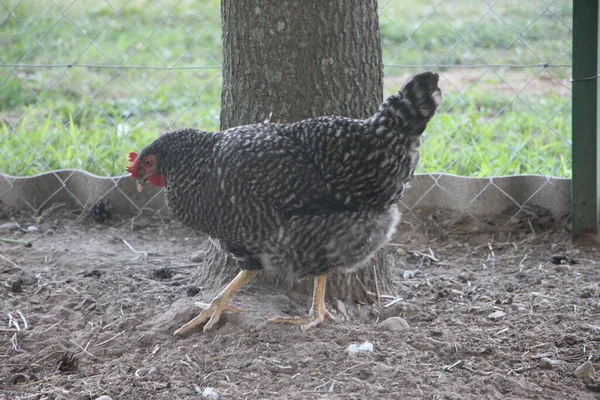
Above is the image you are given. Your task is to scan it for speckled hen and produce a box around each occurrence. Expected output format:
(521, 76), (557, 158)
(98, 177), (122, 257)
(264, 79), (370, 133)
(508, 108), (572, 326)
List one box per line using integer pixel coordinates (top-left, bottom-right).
(127, 72), (443, 334)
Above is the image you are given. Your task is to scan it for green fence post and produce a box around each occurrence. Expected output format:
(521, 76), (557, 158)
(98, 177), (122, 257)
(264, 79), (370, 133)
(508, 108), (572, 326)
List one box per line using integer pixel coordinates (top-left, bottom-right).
(572, 0), (600, 240)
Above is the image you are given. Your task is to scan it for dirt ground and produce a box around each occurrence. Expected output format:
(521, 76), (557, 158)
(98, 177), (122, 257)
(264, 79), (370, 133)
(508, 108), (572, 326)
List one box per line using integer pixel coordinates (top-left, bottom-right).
(384, 69), (571, 98)
(1, 206), (599, 400)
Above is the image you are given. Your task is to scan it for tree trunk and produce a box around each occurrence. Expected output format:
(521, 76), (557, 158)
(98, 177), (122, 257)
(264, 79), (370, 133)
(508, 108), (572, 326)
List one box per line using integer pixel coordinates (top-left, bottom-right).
(200, 0), (393, 304)
(220, 0), (383, 128)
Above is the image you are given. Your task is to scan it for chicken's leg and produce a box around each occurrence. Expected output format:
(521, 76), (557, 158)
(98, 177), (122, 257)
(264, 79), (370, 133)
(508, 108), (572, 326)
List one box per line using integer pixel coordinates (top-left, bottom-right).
(270, 274), (335, 331)
(174, 269), (257, 335)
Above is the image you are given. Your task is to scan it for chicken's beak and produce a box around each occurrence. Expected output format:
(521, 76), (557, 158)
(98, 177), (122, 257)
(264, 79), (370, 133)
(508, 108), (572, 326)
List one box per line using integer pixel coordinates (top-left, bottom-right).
(136, 177), (147, 193)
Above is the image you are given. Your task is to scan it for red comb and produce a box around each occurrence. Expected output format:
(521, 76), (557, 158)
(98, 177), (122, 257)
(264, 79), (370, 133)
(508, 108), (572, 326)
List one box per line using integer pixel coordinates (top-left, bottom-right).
(126, 152), (139, 178)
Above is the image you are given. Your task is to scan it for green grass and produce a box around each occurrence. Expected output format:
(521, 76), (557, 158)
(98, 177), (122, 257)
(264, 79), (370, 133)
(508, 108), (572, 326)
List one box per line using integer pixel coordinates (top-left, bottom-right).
(0, 0), (572, 177)
(424, 92), (570, 177)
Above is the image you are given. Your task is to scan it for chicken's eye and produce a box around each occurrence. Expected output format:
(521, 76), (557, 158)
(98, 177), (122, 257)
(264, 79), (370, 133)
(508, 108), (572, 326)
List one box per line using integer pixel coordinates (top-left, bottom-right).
(144, 160), (152, 166)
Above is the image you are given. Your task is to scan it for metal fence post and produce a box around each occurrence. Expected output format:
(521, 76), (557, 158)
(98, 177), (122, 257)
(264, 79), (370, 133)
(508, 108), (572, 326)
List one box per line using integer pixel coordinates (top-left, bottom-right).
(572, 0), (600, 240)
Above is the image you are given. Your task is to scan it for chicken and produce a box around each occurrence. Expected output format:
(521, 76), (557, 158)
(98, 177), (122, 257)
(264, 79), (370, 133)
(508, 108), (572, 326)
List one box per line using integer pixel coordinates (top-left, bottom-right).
(126, 72), (442, 335)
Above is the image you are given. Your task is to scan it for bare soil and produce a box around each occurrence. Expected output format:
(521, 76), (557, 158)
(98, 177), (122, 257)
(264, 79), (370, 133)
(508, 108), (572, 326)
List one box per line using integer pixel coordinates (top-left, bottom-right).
(1, 207), (599, 400)
(385, 69), (571, 98)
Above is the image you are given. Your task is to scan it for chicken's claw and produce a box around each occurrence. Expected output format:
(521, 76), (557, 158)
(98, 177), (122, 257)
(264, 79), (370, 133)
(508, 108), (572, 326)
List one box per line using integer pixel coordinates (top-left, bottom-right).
(302, 308), (335, 331)
(173, 270), (257, 336)
(269, 274), (335, 331)
(269, 307), (335, 331)
(174, 300), (242, 335)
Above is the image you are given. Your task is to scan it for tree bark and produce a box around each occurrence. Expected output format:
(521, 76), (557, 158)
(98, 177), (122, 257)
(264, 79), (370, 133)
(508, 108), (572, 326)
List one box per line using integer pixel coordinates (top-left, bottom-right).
(220, 0), (383, 128)
(201, 0), (393, 304)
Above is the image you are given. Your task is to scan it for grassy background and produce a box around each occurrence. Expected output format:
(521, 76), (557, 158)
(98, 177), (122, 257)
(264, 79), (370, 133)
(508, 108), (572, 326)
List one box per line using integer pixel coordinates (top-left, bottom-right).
(0, 0), (572, 177)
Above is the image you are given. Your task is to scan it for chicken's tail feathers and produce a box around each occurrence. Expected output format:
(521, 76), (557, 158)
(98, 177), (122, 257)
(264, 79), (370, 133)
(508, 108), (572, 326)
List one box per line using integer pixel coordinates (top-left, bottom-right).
(369, 71), (443, 136)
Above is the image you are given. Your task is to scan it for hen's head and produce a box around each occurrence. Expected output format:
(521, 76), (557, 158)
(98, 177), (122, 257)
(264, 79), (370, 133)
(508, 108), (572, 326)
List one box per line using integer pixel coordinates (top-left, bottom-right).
(126, 151), (166, 192)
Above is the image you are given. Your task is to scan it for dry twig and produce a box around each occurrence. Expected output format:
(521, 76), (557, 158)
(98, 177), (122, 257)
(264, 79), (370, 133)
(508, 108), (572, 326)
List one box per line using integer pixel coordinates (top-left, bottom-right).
(0, 237), (32, 247)
(372, 264), (382, 308)
(94, 331), (125, 347)
(0, 253), (25, 271)
(443, 360), (464, 371)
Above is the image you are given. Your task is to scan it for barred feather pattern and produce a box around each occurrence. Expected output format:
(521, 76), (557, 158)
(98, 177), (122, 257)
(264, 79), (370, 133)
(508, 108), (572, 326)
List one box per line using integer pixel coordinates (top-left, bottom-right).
(136, 72), (442, 277)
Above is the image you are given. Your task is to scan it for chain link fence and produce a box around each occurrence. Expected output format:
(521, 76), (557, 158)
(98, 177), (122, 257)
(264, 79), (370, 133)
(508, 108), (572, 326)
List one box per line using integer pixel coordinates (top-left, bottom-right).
(378, 0), (572, 230)
(0, 0), (572, 229)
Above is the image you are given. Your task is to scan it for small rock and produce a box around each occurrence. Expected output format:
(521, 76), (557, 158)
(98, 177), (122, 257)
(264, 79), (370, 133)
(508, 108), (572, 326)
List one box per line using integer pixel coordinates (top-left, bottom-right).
(247, 358), (266, 371)
(357, 304), (375, 319)
(186, 286), (201, 297)
(373, 363), (390, 374)
(271, 294), (291, 313)
(539, 357), (566, 369)
(580, 287), (597, 299)
(574, 361), (597, 384)
(487, 310), (506, 320)
(562, 335), (582, 346)
(395, 248), (407, 256)
(189, 251), (205, 263)
(383, 301), (422, 319)
(403, 269), (421, 279)
(64, 287), (79, 295)
(357, 368), (372, 380)
(152, 268), (172, 280)
(45, 229), (55, 236)
(0, 222), (20, 231)
(336, 299), (349, 319)
(202, 387), (220, 399)
(83, 270), (102, 278)
(554, 264), (571, 273)
(89, 200), (112, 223)
(26, 226), (39, 232)
(11, 281), (23, 293)
(379, 317), (410, 331)
(94, 396), (113, 400)
(346, 341), (374, 357)
(176, 388), (195, 397)
(477, 295), (493, 303)
(9, 373), (31, 385)
(551, 254), (577, 265)
(539, 358), (552, 369)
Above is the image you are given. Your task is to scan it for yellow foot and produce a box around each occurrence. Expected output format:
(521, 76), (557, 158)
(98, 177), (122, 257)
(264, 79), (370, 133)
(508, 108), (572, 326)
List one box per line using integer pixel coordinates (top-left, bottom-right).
(270, 274), (335, 331)
(173, 301), (242, 335)
(270, 308), (335, 331)
(173, 270), (257, 336)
